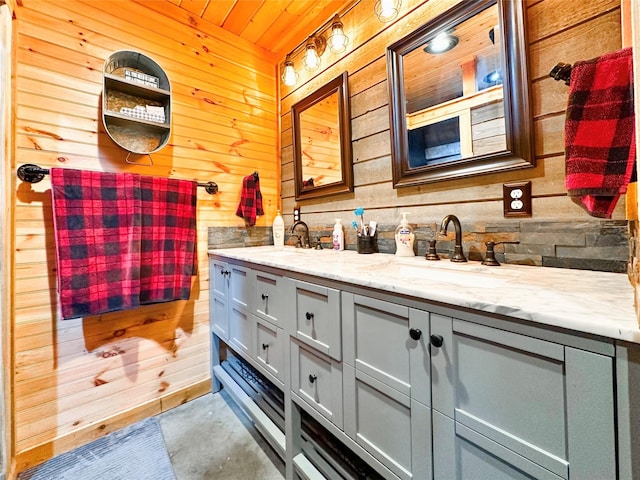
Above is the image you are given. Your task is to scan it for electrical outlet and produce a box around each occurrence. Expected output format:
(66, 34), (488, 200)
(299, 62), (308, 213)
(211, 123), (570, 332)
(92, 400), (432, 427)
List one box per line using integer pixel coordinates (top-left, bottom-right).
(503, 181), (532, 217)
(293, 206), (301, 221)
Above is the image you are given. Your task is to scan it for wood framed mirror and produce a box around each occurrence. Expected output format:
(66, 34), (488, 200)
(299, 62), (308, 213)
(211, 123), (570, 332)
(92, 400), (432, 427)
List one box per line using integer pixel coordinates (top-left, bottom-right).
(387, 0), (533, 188)
(292, 71), (353, 200)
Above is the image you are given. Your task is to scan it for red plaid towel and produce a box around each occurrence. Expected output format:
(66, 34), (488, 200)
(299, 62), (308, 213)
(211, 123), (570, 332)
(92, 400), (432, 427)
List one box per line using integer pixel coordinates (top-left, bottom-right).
(565, 47), (636, 218)
(235, 173), (263, 226)
(51, 168), (197, 319)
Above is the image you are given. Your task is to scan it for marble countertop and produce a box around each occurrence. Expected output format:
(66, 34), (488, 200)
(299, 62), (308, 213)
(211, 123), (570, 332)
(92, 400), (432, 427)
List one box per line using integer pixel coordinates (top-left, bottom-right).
(208, 246), (640, 343)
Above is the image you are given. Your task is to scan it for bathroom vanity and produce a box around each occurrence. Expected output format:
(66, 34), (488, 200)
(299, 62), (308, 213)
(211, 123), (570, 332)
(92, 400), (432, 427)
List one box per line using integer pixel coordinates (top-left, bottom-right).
(208, 246), (640, 480)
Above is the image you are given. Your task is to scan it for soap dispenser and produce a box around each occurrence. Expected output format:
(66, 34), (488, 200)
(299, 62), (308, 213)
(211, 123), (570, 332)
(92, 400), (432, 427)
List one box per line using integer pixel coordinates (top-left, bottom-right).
(272, 210), (285, 249)
(332, 219), (344, 251)
(395, 212), (415, 257)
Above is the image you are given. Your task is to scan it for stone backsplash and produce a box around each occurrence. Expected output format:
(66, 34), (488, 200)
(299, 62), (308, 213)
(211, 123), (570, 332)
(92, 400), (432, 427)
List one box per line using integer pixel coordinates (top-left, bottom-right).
(208, 219), (630, 273)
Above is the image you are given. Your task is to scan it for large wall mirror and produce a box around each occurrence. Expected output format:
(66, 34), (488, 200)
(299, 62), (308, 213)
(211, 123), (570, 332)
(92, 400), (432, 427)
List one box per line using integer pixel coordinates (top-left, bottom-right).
(292, 71), (353, 200)
(387, 0), (533, 187)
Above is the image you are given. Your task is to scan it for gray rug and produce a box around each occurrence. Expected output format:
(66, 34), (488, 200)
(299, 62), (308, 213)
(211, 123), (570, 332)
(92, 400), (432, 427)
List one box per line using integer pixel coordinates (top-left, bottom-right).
(18, 417), (176, 480)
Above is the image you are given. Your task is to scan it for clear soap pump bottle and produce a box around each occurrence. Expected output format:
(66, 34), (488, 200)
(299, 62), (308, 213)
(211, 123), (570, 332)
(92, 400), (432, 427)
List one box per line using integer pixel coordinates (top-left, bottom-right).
(395, 212), (415, 257)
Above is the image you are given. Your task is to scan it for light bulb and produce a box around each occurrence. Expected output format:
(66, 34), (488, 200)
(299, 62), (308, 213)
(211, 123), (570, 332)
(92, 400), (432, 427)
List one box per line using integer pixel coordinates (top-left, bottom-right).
(328, 15), (349, 54)
(375, 0), (400, 22)
(281, 58), (298, 86)
(304, 39), (321, 71)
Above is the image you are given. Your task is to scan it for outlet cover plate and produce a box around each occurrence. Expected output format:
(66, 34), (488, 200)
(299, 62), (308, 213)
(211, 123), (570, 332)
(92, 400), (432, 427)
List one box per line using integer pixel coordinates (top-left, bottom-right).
(503, 181), (532, 217)
(293, 206), (301, 221)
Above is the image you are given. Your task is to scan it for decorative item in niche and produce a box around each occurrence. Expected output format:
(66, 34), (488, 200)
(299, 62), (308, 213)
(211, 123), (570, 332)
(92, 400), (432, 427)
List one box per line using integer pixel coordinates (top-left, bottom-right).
(386, 0), (533, 187)
(292, 72), (353, 201)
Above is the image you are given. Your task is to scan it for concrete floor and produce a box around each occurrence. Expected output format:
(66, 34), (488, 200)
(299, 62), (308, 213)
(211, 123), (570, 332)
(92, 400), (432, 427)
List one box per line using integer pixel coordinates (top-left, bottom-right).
(159, 390), (285, 480)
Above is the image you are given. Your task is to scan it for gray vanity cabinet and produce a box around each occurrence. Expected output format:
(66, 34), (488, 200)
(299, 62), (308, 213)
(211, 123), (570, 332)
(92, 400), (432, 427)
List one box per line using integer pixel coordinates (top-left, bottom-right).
(255, 270), (284, 328)
(342, 293), (432, 480)
(430, 313), (616, 480)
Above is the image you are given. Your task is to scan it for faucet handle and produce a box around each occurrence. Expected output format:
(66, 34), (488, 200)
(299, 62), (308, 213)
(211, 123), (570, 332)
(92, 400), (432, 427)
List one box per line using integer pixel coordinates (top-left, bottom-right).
(482, 241), (519, 266)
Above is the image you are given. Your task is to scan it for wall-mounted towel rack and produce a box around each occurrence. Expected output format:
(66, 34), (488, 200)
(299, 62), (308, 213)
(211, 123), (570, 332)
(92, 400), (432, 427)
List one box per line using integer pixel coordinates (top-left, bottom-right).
(550, 62), (572, 85)
(17, 164), (219, 194)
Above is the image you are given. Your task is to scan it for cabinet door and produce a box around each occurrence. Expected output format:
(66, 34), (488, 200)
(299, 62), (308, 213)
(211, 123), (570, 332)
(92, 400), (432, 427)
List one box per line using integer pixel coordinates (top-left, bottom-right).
(210, 258), (229, 298)
(254, 270), (283, 327)
(342, 293), (431, 480)
(291, 280), (341, 361)
(229, 264), (251, 311)
(255, 316), (284, 384)
(210, 294), (229, 340)
(228, 304), (254, 359)
(431, 314), (615, 480)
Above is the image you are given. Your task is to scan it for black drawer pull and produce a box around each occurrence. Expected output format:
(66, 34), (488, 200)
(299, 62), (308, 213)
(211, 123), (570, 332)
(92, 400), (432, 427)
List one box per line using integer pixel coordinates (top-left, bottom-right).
(409, 328), (422, 340)
(430, 334), (444, 348)
(305, 312), (314, 321)
(309, 374), (317, 384)
(262, 293), (268, 300)
(262, 343), (269, 350)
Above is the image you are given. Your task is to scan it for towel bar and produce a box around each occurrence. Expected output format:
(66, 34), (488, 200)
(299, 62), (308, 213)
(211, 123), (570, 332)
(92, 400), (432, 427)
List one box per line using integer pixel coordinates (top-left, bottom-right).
(17, 164), (219, 195)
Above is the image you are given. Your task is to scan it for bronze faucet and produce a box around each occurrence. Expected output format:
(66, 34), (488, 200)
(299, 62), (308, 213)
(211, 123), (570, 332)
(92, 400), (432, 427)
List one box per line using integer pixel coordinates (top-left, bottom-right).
(290, 220), (311, 248)
(439, 214), (467, 262)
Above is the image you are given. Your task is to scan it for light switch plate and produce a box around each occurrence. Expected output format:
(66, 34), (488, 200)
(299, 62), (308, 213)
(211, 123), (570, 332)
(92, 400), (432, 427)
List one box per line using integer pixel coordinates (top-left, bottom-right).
(503, 181), (532, 217)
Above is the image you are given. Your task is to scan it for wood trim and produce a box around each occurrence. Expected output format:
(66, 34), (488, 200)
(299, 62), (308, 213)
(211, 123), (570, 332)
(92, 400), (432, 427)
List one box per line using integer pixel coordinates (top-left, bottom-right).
(13, 379), (211, 476)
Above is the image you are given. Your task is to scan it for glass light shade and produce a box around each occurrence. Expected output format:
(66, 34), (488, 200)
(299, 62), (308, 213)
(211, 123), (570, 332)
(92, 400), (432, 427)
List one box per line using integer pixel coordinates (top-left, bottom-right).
(282, 58), (298, 86)
(424, 32), (459, 54)
(375, 0), (400, 22)
(328, 15), (349, 54)
(303, 40), (321, 71)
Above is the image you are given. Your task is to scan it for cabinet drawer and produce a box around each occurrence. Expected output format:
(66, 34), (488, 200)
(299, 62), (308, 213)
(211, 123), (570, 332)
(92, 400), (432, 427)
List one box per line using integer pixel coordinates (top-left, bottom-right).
(254, 270), (283, 327)
(291, 339), (343, 428)
(228, 304), (254, 359)
(342, 293), (430, 406)
(292, 280), (341, 361)
(343, 365), (431, 480)
(255, 316), (284, 384)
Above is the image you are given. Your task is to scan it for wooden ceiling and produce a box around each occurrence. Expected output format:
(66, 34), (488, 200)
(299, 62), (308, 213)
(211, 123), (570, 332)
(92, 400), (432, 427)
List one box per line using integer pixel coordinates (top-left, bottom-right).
(170, 0), (355, 60)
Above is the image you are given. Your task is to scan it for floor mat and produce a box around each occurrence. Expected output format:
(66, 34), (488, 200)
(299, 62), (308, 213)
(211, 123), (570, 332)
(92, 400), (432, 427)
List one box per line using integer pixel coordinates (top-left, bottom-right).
(18, 417), (176, 480)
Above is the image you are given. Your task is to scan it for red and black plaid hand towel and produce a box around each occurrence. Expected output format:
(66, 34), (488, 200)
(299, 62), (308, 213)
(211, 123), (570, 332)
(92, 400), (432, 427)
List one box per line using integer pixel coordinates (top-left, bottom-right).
(565, 47), (636, 218)
(236, 173), (263, 226)
(51, 168), (197, 320)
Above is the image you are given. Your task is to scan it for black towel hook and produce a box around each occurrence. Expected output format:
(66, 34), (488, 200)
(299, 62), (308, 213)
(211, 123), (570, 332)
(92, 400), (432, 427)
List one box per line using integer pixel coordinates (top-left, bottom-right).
(549, 62), (572, 85)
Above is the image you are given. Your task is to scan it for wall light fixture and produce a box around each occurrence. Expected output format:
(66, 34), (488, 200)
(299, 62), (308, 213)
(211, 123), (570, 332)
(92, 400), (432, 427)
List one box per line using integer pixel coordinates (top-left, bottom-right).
(281, 55), (299, 87)
(328, 14), (349, 54)
(375, 0), (401, 22)
(303, 35), (326, 71)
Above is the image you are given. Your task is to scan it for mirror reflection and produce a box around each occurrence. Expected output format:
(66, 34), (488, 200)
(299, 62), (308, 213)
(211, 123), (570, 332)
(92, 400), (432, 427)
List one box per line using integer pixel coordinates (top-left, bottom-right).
(404, 3), (503, 167)
(387, 0), (533, 187)
(292, 72), (353, 200)
(298, 90), (341, 187)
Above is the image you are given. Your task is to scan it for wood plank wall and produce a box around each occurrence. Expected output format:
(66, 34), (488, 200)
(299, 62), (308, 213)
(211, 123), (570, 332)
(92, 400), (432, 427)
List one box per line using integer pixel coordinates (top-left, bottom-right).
(9, 0), (278, 472)
(280, 0), (624, 231)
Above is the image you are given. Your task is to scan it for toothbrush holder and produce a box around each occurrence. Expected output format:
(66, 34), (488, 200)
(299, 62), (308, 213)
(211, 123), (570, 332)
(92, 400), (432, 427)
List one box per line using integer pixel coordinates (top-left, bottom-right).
(357, 234), (377, 254)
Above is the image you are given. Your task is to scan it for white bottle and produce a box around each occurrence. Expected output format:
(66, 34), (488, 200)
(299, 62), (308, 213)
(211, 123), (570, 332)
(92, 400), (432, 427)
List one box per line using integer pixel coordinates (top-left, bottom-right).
(395, 212), (415, 257)
(273, 210), (285, 249)
(332, 219), (344, 251)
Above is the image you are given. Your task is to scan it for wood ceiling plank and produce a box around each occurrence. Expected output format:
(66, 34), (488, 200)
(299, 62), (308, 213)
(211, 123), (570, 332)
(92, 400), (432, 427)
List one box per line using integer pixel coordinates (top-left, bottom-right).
(222, 0), (265, 36)
(239, 0), (290, 44)
(201, 0), (237, 26)
(178, 0), (209, 16)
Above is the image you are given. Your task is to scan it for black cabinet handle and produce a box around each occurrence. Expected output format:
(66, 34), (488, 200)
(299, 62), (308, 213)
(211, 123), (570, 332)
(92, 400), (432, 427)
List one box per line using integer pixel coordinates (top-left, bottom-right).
(309, 374), (317, 383)
(430, 334), (444, 348)
(305, 312), (314, 320)
(221, 270), (230, 276)
(262, 343), (269, 350)
(261, 293), (268, 300)
(409, 328), (422, 340)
